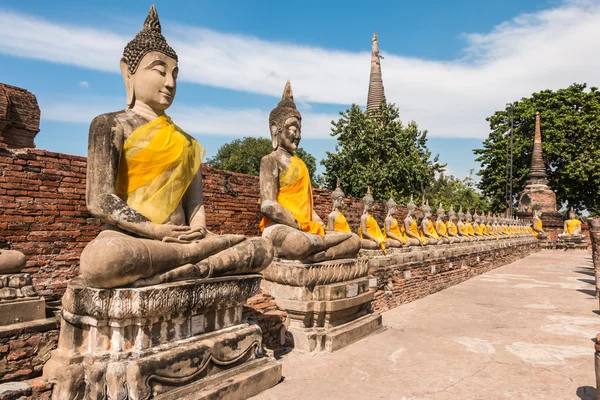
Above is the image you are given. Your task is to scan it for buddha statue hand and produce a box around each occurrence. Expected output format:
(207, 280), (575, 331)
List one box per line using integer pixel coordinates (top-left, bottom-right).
(151, 224), (208, 242)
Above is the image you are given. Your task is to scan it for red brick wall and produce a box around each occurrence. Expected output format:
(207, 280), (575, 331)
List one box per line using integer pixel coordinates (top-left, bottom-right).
(0, 148), (399, 300)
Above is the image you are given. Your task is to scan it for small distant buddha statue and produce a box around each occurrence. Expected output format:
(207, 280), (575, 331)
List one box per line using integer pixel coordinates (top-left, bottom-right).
(456, 207), (472, 241)
(421, 199), (442, 245)
(446, 205), (465, 242)
(383, 194), (411, 248)
(327, 178), (352, 233)
(0, 245), (26, 274)
(558, 207), (586, 242)
(435, 204), (455, 244)
(404, 195), (428, 246)
(485, 212), (495, 237)
(260, 81), (360, 262)
(465, 209), (479, 241)
(473, 212), (486, 240)
(358, 187), (387, 251)
(80, 6), (273, 288)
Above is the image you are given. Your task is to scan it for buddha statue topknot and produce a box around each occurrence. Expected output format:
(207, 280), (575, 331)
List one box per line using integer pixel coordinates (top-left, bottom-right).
(79, 5), (273, 288)
(259, 80), (360, 261)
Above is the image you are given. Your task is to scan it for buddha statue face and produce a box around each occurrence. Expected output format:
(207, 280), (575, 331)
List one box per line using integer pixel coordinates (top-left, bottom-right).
(332, 195), (344, 210)
(269, 80), (302, 153)
(121, 51), (178, 113)
(278, 117), (301, 155)
(569, 208), (576, 219)
(364, 198), (374, 212)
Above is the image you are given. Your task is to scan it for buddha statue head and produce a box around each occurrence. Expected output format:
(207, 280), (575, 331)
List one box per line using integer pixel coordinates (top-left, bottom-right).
(331, 178), (345, 211)
(466, 209), (473, 223)
(474, 211), (481, 224)
(457, 206), (465, 222)
(269, 80), (302, 153)
(362, 186), (375, 212)
(386, 194), (397, 216)
(422, 199), (432, 219)
(568, 207), (577, 220)
(407, 194), (417, 217)
(120, 5), (179, 114)
(437, 203), (446, 220)
(448, 205), (456, 222)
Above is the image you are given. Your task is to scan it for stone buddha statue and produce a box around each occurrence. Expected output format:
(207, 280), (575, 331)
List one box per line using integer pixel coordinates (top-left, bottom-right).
(465, 209), (478, 240)
(435, 204), (455, 244)
(456, 207), (471, 241)
(260, 81), (360, 261)
(383, 194), (409, 248)
(421, 200), (442, 245)
(79, 7), (273, 288)
(446, 205), (464, 242)
(473, 211), (485, 240)
(327, 178), (352, 233)
(358, 187), (388, 251)
(559, 207), (586, 241)
(484, 212), (494, 237)
(404, 195), (427, 246)
(531, 209), (546, 239)
(0, 245), (26, 274)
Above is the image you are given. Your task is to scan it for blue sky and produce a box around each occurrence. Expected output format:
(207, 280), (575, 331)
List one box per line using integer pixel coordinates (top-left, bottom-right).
(1, 0), (598, 179)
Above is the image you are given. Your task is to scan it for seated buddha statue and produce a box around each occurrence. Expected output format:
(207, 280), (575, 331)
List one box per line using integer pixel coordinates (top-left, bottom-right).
(446, 205), (465, 242)
(473, 211), (486, 240)
(358, 187), (388, 251)
(383, 195), (411, 248)
(465, 209), (479, 241)
(435, 204), (455, 244)
(421, 199), (442, 245)
(260, 81), (360, 261)
(79, 7), (273, 289)
(0, 245), (26, 274)
(486, 212), (497, 238)
(327, 179), (352, 233)
(456, 207), (472, 242)
(404, 195), (428, 246)
(558, 207), (586, 242)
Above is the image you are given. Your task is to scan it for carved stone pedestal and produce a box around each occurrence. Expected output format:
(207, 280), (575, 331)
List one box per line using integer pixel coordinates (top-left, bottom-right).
(261, 259), (383, 353)
(0, 273), (45, 326)
(43, 275), (281, 400)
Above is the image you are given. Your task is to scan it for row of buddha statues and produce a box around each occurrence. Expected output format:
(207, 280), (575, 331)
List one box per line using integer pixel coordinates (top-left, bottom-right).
(34, 5), (582, 292)
(327, 186), (538, 252)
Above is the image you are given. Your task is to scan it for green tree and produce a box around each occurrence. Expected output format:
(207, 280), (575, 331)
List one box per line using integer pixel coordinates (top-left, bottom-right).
(426, 171), (491, 214)
(321, 101), (445, 201)
(474, 83), (600, 215)
(207, 136), (321, 186)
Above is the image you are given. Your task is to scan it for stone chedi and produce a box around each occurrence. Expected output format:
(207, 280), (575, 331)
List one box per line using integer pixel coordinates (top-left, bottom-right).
(383, 195), (410, 247)
(421, 200), (441, 245)
(435, 204), (455, 244)
(327, 178), (352, 233)
(358, 187), (388, 251)
(259, 80), (381, 352)
(403, 195), (427, 246)
(366, 33), (385, 115)
(558, 208), (587, 243)
(43, 7), (280, 399)
(0, 244), (45, 326)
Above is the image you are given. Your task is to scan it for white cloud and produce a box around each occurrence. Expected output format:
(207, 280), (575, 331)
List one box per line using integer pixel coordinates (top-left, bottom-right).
(2, 0), (600, 139)
(79, 81), (89, 88)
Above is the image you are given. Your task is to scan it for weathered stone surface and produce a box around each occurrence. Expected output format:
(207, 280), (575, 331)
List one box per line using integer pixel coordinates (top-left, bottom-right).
(0, 381), (31, 400)
(0, 298), (45, 326)
(261, 258), (368, 287)
(0, 84), (40, 149)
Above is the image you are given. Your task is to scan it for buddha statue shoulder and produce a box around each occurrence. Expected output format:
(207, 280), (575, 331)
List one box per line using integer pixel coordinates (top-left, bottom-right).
(327, 178), (352, 233)
(559, 207), (585, 241)
(382, 194), (405, 248)
(80, 6), (273, 288)
(259, 81), (360, 262)
(403, 195), (427, 246)
(421, 199), (441, 245)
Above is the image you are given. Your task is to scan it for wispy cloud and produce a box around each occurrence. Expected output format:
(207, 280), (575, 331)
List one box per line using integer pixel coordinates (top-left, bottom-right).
(79, 81), (89, 88)
(2, 0), (600, 139)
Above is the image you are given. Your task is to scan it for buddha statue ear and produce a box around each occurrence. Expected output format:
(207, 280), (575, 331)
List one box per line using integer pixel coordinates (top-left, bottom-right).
(270, 125), (279, 150)
(120, 60), (135, 107)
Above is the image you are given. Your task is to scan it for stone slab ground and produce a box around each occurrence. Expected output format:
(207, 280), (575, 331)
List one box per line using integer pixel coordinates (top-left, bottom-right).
(253, 250), (598, 400)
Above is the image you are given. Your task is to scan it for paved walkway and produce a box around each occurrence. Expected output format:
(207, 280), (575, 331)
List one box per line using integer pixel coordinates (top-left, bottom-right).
(254, 250), (598, 400)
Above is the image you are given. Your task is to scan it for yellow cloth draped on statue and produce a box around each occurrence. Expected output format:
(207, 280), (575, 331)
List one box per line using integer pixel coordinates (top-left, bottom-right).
(333, 212), (351, 233)
(482, 225), (489, 235)
(436, 220), (447, 235)
(116, 115), (204, 224)
(566, 219), (582, 235)
(409, 221), (427, 244)
(446, 221), (458, 235)
(385, 218), (407, 244)
(475, 224), (484, 235)
(426, 220), (440, 239)
(467, 223), (475, 236)
(358, 214), (386, 251)
(260, 155), (324, 236)
(459, 223), (468, 235)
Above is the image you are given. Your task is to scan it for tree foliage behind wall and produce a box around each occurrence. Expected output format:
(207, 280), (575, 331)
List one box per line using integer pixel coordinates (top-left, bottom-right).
(474, 83), (600, 215)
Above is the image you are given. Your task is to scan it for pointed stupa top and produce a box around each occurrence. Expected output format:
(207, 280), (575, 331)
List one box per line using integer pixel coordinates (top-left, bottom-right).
(366, 33), (385, 115)
(527, 111), (548, 184)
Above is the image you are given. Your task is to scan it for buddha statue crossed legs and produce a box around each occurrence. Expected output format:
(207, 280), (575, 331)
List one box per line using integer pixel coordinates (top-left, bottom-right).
(260, 81), (360, 261)
(80, 7), (273, 288)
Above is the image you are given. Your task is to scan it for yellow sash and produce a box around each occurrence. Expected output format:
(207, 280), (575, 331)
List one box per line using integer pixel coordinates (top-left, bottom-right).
(482, 225), (489, 235)
(333, 212), (351, 233)
(359, 214), (386, 250)
(467, 223), (475, 236)
(446, 221), (458, 235)
(409, 221), (427, 244)
(259, 156), (323, 236)
(459, 222), (468, 235)
(436, 220), (447, 235)
(426, 219), (440, 239)
(116, 115), (203, 224)
(566, 219), (582, 234)
(385, 218), (407, 244)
